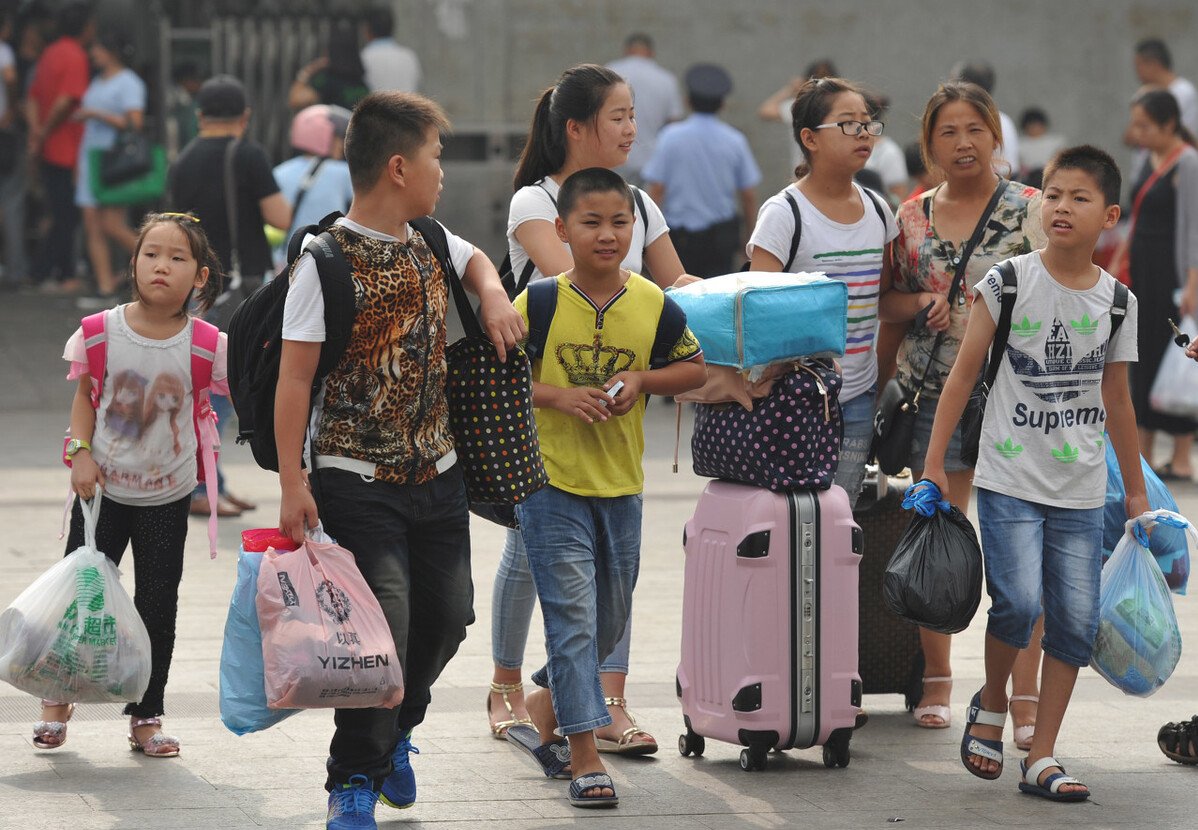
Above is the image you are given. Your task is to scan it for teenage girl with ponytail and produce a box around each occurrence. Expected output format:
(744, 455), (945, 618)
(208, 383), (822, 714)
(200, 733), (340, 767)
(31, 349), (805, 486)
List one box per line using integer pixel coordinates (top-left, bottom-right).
(746, 77), (899, 508)
(487, 63), (689, 757)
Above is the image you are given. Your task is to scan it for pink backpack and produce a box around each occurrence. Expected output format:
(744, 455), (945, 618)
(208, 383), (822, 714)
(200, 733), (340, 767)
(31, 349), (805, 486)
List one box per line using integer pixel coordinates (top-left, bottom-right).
(63, 310), (222, 557)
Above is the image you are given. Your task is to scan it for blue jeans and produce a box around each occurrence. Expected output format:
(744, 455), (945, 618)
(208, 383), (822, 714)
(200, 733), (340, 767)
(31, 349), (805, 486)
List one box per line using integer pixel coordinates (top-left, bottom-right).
(492, 527), (631, 673)
(976, 488), (1104, 668)
(517, 486), (642, 735)
(835, 386), (876, 508)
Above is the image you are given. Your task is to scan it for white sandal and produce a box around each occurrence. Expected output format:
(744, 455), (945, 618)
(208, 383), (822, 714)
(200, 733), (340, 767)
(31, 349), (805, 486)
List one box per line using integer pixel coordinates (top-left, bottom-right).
(1009, 694), (1038, 751)
(913, 676), (952, 729)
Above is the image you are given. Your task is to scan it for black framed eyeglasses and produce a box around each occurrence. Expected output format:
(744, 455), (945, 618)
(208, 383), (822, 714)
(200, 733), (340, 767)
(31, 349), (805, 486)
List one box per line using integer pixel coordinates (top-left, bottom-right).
(813, 120), (885, 137)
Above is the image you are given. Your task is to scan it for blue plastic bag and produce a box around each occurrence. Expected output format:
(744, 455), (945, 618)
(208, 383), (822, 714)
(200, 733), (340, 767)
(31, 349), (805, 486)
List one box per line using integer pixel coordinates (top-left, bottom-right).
(1103, 442), (1190, 594)
(219, 532), (301, 735)
(1091, 510), (1189, 697)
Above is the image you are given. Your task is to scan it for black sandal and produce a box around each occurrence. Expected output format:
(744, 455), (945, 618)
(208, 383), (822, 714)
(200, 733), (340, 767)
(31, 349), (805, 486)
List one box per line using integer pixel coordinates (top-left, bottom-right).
(1158, 716), (1198, 765)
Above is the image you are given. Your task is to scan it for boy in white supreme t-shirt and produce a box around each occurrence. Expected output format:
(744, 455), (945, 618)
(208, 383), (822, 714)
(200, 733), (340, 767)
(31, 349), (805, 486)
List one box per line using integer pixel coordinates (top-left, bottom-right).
(921, 146), (1147, 803)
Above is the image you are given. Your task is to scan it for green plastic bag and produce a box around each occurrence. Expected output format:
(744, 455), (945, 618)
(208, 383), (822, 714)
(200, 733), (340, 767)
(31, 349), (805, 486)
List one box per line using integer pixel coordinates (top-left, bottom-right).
(88, 145), (167, 207)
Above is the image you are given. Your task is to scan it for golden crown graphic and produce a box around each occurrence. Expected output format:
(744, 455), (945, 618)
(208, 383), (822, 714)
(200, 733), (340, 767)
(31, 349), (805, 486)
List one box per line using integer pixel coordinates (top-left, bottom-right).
(556, 333), (635, 386)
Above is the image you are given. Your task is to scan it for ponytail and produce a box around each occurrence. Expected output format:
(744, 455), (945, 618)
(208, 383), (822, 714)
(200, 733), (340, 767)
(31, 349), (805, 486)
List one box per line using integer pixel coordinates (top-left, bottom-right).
(514, 88), (564, 190)
(512, 63), (625, 191)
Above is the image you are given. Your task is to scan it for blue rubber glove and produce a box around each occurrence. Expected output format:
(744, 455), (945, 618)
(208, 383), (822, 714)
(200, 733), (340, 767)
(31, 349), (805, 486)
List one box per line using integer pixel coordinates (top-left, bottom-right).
(902, 479), (951, 517)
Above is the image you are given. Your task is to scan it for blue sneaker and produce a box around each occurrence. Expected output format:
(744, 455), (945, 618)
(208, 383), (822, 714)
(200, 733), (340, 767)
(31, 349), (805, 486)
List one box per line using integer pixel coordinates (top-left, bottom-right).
(379, 731), (420, 809)
(326, 774), (378, 829)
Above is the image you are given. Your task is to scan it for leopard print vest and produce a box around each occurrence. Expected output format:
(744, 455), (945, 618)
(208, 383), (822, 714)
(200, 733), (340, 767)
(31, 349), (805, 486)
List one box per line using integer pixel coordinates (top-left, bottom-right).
(313, 223), (455, 484)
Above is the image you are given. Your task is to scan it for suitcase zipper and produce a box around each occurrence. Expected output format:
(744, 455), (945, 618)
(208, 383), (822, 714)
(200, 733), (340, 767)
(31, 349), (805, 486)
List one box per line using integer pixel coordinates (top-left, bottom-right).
(734, 286), (749, 366)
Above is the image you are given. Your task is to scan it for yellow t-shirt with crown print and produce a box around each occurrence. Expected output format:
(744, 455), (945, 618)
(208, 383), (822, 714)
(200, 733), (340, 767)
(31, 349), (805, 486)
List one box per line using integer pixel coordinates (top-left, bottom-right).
(514, 273), (702, 497)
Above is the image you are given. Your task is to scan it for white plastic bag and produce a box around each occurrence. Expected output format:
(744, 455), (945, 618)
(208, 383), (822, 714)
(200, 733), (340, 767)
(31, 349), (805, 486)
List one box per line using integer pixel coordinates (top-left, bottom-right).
(0, 493), (152, 702)
(1149, 319), (1198, 417)
(1090, 509), (1188, 697)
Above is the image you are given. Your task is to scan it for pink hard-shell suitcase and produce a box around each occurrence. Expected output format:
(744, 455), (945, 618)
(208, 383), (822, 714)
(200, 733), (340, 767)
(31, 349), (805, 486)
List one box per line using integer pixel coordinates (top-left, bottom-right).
(677, 480), (862, 771)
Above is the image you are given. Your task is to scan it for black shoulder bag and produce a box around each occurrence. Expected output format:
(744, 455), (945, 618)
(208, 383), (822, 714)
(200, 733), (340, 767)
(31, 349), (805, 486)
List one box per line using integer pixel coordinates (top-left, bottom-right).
(872, 179), (1006, 475)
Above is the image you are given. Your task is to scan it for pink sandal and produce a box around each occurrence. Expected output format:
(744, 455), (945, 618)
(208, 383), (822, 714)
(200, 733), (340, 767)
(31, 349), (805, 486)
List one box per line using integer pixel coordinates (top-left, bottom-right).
(128, 717), (180, 758)
(32, 700), (75, 750)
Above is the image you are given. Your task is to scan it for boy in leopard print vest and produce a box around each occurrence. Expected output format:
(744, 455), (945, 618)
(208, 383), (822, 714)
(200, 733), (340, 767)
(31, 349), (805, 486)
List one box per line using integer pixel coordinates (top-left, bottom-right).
(274, 92), (525, 830)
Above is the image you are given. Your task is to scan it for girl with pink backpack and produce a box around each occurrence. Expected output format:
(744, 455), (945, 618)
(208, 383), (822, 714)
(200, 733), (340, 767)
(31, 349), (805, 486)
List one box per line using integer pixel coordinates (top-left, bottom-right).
(38, 212), (226, 758)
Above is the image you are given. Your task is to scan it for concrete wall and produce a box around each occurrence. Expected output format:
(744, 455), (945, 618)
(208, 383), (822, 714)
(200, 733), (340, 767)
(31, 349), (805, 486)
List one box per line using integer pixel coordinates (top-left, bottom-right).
(396, 0), (1198, 256)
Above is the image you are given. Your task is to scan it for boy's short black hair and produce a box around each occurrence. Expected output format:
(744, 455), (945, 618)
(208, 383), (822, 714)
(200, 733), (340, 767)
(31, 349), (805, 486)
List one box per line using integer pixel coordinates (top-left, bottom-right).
(557, 167), (634, 220)
(1135, 38), (1172, 70)
(343, 91), (451, 192)
(1042, 145), (1121, 207)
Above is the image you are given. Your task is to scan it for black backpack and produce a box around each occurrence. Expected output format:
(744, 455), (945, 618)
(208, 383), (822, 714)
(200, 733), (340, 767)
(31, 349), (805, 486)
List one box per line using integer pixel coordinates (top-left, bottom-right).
(227, 212), (460, 472)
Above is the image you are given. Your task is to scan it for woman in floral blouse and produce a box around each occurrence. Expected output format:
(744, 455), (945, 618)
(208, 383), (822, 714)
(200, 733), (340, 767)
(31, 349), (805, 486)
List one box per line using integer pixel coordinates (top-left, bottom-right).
(878, 82), (1046, 744)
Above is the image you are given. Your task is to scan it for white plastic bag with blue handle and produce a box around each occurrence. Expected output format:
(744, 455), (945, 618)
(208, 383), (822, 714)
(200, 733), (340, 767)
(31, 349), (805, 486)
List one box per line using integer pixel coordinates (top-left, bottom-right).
(1091, 509), (1191, 697)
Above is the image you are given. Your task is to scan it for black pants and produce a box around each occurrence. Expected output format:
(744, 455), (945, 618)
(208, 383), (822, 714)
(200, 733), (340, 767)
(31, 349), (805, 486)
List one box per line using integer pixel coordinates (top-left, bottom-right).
(670, 217), (741, 278)
(64, 494), (190, 718)
(33, 160), (79, 283)
(313, 465), (474, 790)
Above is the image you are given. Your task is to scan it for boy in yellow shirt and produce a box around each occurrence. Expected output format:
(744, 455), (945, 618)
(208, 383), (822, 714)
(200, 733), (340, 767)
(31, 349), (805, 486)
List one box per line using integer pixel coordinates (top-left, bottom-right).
(505, 167), (705, 808)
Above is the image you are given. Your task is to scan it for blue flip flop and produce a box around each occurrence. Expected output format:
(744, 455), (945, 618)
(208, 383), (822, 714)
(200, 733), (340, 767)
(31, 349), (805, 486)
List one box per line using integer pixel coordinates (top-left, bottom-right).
(1018, 756), (1090, 802)
(960, 689), (1005, 780)
(506, 724), (572, 779)
(569, 772), (618, 808)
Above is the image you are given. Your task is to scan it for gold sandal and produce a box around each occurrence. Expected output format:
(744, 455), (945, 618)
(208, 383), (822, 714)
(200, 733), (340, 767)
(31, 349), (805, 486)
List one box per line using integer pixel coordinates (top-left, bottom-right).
(596, 696), (658, 756)
(487, 681), (532, 740)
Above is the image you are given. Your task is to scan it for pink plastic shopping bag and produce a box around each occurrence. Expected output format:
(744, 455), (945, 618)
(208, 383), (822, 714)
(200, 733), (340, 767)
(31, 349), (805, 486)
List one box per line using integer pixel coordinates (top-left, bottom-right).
(256, 532), (403, 709)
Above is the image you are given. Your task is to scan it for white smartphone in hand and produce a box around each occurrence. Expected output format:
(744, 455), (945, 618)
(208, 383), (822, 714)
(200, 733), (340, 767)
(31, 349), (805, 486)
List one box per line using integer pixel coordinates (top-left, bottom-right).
(601, 380), (625, 406)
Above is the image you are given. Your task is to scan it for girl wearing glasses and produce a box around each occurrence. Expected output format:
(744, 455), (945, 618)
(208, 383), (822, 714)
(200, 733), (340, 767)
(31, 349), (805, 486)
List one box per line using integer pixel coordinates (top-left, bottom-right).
(747, 76), (898, 508)
(877, 82), (1046, 738)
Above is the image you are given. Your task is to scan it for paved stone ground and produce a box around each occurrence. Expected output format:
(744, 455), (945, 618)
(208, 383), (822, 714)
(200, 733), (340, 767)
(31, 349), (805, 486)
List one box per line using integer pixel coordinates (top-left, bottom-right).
(1, 293), (1196, 829)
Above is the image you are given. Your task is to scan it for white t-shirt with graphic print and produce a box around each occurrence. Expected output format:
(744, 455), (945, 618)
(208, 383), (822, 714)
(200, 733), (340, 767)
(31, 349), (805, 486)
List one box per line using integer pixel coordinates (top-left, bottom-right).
(972, 252), (1138, 510)
(746, 181), (898, 402)
(63, 306), (230, 507)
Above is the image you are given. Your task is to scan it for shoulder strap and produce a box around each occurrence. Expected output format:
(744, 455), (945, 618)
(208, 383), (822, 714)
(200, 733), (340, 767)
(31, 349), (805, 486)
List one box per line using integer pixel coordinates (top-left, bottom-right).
(302, 229), (356, 373)
(511, 257), (536, 298)
(982, 260), (1019, 390)
(288, 157), (326, 235)
(411, 215), (486, 341)
(80, 311), (108, 408)
(862, 186), (889, 226)
(223, 138), (241, 275)
(649, 294), (687, 369)
(525, 278), (559, 362)
(632, 186), (650, 244)
(189, 318), (218, 394)
(1109, 281), (1129, 341)
(782, 191), (801, 271)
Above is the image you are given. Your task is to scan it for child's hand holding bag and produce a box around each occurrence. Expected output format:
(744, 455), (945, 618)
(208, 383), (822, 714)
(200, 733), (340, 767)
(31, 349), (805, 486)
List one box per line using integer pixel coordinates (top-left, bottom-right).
(0, 489), (152, 702)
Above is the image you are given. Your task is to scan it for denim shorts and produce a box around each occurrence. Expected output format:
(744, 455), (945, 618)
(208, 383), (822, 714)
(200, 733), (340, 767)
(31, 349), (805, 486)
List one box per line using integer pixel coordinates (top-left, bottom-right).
(976, 488), (1104, 668)
(906, 393), (972, 474)
(835, 386), (876, 509)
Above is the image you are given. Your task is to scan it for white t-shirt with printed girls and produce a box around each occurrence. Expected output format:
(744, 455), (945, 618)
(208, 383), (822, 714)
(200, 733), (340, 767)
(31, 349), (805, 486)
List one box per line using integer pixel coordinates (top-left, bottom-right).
(63, 305), (230, 507)
(506, 177), (670, 285)
(746, 181), (898, 402)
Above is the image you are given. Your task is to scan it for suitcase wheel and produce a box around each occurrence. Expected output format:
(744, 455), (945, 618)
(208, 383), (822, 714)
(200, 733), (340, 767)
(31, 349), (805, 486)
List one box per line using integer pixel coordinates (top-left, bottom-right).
(822, 729), (851, 769)
(739, 747), (768, 772)
(677, 731), (705, 758)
